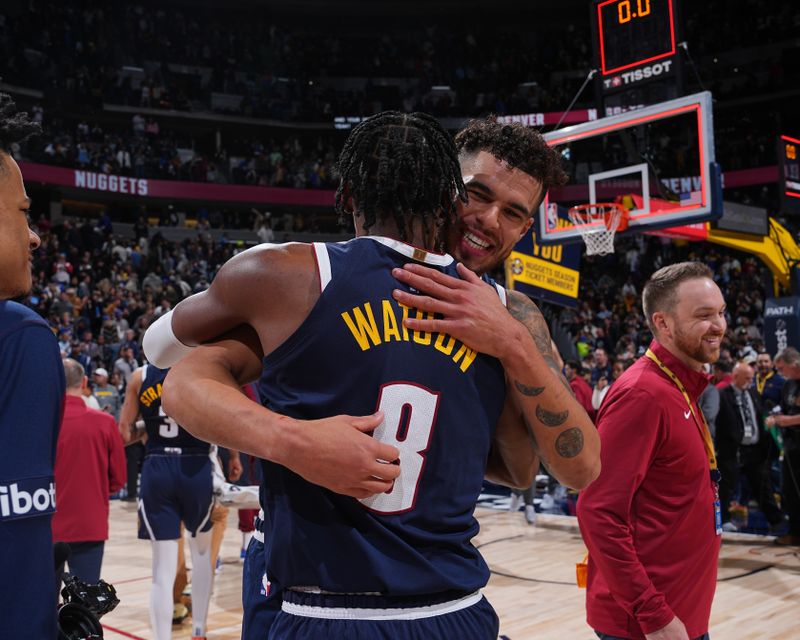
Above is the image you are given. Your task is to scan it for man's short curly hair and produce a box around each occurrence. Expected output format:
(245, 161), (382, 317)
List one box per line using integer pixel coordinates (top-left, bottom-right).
(455, 118), (567, 209)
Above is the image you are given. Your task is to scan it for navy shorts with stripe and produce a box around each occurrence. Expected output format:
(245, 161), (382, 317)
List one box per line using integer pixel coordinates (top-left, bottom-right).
(242, 535), (283, 640)
(268, 591), (499, 640)
(137, 453), (213, 540)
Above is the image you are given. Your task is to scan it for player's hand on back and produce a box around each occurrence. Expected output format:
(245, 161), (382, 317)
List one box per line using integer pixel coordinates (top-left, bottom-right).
(283, 411), (401, 499)
(392, 262), (516, 359)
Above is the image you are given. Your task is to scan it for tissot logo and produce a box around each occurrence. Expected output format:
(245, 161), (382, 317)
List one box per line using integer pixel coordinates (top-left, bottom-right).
(0, 478), (56, 521)
(604, 60), (673, 89)
(765, 306), (795, 317)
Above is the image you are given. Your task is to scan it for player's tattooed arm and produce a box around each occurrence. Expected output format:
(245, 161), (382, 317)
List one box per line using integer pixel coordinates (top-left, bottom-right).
(503, 290), (599, 487)
(507, 291), (574, 396)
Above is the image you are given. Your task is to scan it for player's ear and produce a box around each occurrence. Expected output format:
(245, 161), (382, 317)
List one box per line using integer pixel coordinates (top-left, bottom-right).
(518, 216), (534, 240)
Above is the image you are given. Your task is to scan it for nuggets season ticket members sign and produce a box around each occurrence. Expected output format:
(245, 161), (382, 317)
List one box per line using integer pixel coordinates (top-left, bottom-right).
(505, 223), (581, 308)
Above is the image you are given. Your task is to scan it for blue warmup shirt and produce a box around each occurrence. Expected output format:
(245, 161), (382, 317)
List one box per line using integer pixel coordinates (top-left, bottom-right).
(257, 236), (507, 597)
(0, 300), (65, 639)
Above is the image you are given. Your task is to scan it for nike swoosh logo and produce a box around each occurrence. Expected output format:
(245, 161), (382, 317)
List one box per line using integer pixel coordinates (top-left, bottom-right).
(684, 411), (692, 419)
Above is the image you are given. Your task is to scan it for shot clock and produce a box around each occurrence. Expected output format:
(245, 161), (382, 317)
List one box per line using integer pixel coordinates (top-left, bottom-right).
(591, 0), (683, 109)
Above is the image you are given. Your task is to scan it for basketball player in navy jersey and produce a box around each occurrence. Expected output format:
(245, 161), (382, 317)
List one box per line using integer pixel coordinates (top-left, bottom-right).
(0, 94), (66, 640)
(118, 364), (215, 640)
(145, 112), (597, 638)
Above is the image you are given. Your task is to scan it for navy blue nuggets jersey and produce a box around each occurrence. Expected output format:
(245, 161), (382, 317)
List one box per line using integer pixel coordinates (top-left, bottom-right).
(137, 364), (213, 539)
(139, 364), (210, 453)
(0, 301), (65, 640)
(257, 236), (507, 596)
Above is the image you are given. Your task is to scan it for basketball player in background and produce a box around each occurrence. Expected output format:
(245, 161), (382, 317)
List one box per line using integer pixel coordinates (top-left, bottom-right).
(119, 364), (215, 640)
(0, 93), (66, 640)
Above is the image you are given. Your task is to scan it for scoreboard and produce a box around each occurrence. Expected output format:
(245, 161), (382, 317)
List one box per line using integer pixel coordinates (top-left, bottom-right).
(592, 0), (683, 113)
(780, 135), (800, 215)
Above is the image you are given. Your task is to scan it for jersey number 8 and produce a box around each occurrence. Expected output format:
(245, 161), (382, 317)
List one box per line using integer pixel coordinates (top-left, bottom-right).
(359, 383), (441, 514)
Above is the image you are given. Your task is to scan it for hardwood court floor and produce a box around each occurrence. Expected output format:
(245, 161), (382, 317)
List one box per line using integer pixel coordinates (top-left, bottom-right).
(97, 501), (800, 639)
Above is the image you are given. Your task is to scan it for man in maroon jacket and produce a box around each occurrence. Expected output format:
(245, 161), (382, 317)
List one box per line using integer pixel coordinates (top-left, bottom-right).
(53, 358), (127, 583)
(578, 262), (726, 640)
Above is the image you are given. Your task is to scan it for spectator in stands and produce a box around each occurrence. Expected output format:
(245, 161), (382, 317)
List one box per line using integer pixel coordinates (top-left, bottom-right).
(591, 375), (610, 414)
(755, 351), (784, 412)
(114, 345), (137, 384)
(69, 339), (92, 376)
(93, 367), (121, 421)
(589, 347), (613, 386)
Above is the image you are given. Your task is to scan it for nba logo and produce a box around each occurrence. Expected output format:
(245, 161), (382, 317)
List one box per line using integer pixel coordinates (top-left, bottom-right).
(261, 572), (272, 597)
(547, 203), (558, 230)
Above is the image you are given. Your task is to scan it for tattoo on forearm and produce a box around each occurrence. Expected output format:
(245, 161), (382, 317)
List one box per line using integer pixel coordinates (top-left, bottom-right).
(514, 380), (545, 396)
(536, 405), (569, 427)
(555, 428), (584, 458)
(508, 293), (554, 357)
(509, 293), (572, 388)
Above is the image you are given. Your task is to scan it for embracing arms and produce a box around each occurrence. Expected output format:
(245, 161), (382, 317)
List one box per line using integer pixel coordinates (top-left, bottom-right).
(148, 244), (400, 498)
(393, 262), (600, 490)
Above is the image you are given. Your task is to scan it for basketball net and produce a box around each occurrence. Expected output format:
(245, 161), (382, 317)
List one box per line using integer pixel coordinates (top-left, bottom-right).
(567, 203), (629, 256)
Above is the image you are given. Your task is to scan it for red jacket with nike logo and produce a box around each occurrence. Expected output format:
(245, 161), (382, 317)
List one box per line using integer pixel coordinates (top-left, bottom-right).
(577, 340), (721, 640)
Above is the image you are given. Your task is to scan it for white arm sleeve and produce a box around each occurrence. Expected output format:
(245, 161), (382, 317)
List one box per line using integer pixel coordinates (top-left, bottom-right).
(142, 309), (195, 368)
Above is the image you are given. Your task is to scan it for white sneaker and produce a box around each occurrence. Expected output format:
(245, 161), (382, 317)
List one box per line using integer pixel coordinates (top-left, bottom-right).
(721, 522), (738, 533)
(525, 505), (537, 525)
(540, 493), (555, 512)
(509, 494), (522, 512)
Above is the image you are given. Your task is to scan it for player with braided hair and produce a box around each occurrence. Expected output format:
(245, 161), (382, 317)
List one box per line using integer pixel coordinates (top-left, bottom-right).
(144, 111), (524, 638)
(334, 111), (466, 249)
(0, 92), (66, 638)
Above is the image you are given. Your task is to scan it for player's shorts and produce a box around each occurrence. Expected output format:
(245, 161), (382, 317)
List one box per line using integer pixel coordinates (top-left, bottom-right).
(242, 527), (283, 640)
(268, 589), (499, 640)
(137, 448), (214, 540)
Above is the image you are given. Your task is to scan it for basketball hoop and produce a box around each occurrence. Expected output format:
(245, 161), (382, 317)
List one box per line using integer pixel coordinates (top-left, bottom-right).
(567, 203), (630, 256)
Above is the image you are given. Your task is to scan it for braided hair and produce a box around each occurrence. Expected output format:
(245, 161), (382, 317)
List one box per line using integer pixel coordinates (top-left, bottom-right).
(455, 118), (567, 209)
(0, 93), (41, 167)
(335, 111), (466, 245)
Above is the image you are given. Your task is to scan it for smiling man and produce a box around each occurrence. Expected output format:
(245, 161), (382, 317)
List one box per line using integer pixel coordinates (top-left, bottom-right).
(395, 119), (600, 490)
(577, 263), (726, 640)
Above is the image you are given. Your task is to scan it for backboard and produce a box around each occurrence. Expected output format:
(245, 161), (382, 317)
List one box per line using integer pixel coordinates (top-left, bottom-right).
(536, 91), (721, 245)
